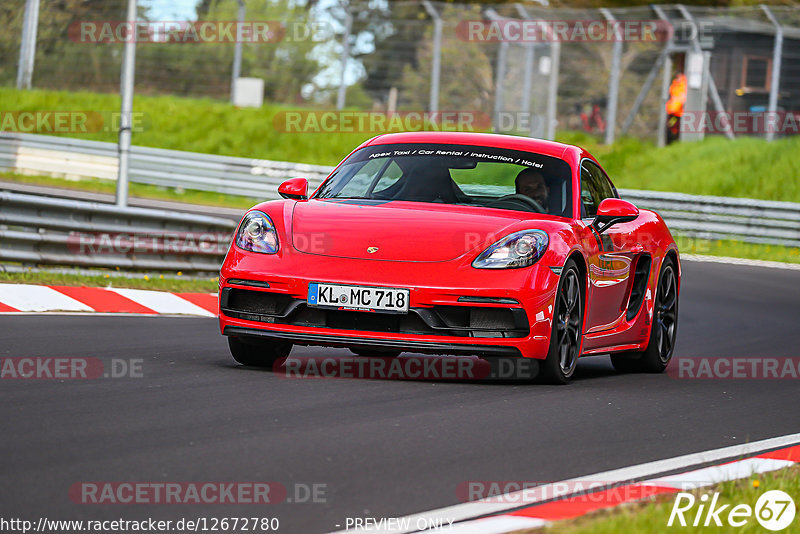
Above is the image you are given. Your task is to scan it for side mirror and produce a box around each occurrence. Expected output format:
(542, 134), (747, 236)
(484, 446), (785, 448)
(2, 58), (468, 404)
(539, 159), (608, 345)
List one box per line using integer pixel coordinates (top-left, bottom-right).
(592, 198), (639, 233)
(278, 178), (308, 200)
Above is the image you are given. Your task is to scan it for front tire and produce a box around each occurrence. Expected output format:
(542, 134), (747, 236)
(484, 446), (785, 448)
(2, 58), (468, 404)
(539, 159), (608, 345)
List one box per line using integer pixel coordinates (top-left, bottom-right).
(540, 259), (584, 384)
(228, 336), (292, 367)
(611, 256), (678, 373)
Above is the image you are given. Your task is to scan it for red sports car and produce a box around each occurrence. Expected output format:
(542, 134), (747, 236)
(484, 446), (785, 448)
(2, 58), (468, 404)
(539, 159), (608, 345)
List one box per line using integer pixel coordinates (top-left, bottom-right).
(219, 132), (679, 383)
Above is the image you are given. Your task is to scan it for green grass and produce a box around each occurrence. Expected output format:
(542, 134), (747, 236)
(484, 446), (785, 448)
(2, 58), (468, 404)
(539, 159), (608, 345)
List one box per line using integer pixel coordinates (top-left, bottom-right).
(3, 88), (799, 202)
(2, 88), (798, 268)
(0, 87), (370, 166)
(555, 131), (800, 203)
(536, 466), (800, 534)
(676, 235), (800, 264)
(0, 270), (218, 293)
(0, 171), (258, 210)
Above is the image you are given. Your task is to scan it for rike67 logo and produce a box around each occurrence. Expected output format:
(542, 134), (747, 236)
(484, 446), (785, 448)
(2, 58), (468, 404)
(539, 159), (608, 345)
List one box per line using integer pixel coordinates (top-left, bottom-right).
(668, 490), (796, 531)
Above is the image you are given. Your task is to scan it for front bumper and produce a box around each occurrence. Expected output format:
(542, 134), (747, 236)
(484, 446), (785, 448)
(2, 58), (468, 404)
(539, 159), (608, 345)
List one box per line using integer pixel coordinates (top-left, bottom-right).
(223, 326), (524, 358)
(219, 248), (560, 359)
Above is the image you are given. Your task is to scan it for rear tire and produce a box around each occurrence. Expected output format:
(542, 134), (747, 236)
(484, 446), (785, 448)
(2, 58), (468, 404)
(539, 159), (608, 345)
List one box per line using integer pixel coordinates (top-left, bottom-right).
(228, 336), (292, 367)
(611, 256), (678, 373)
(540, 259), (584, 385)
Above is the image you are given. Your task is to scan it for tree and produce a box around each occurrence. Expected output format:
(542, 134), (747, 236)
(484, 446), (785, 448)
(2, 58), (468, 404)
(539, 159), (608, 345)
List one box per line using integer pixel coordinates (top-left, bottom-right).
(398, 4), (494, 112)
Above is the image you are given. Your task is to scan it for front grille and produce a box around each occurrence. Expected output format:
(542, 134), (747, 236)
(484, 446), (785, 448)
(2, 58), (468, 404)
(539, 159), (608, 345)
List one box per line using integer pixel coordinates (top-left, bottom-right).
(221, 287), (529, 338)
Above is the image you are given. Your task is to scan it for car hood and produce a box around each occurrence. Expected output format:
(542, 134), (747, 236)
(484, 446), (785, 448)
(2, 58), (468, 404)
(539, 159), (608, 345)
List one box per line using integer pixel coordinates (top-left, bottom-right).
(291, 199), (531, 262)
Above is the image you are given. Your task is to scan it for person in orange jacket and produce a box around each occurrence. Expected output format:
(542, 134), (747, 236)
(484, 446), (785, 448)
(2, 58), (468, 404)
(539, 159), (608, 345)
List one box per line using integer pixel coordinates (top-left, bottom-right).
(666, 72), (687, 144)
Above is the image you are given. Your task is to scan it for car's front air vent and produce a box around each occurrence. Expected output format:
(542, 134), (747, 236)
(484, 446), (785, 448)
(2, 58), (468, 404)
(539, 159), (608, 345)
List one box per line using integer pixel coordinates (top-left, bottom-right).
(227, 279), (271, 289)
(223, 288), (293, 316)
(457, 296), (519, 305)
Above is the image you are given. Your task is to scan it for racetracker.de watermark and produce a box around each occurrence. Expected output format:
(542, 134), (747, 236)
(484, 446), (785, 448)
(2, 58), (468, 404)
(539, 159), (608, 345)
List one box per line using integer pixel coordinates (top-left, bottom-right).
(67, 232), (231, 256)
(0, 358), (142, 379)
(274, 111), (491, 134)
(0, 111), (146, 134)
(669, 357), (800, 379)
(69, 482), (327, 504)
(68, 20), (333, 43)
(680, 111), (800, 135)
(457, 19), (672, 42)
(457, 480), (678, 504)
(275, 356), (538, 382)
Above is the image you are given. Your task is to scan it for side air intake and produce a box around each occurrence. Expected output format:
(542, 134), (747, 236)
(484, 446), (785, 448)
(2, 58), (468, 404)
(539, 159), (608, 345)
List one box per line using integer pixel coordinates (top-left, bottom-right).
(626, 254), (651, 322)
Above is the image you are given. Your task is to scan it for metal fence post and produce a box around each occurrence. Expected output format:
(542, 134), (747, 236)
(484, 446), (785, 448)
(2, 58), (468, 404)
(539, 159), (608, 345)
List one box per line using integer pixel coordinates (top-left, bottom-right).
(545, 38), (560, 140)
(676, 5), (735, 140)
(522, 14), (560, 140)
(600, 8), (621, 145)
(622, 5), (673, 139)
(116, 0), (137, 208)
(762, 5), (783, 143)
(336, 7), (353, 110)
(521, 44), (535, 116)
(230, 0), (246, 103)
(486, 9), (507, 132)
(657, 53), (673, 148)
(620, 51), (668, 136)
(16, 0), (40, 90)
(422, 0), (442, 113)
(516, 5), (537, 137)
(681, 51), (711, 143)
(493, 41), (509, 132)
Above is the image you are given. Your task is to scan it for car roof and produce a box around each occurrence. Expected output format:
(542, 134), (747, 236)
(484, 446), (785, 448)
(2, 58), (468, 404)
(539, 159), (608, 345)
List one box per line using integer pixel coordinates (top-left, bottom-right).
(361, 132), (584, 165)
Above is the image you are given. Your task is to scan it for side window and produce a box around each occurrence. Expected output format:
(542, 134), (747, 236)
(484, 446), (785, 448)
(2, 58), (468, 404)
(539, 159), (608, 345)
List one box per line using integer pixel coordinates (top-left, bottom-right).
(581, 160), (616, 218)
(589, 161), (617, 200)
(580, 165), (600, 218)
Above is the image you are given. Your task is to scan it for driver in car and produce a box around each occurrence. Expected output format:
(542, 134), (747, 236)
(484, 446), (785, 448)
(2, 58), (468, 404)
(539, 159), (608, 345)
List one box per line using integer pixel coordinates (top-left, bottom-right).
(515, 168), (550, 210)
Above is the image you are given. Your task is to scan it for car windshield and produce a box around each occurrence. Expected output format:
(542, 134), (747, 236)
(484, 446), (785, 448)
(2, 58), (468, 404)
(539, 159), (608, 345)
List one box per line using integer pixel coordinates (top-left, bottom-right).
(314, 143), (573, 217)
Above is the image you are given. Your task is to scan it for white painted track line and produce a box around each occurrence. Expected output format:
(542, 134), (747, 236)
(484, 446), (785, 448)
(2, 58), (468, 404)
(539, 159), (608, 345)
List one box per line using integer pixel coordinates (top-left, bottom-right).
(682, 254), (800, 271)
(327, 432), (800, 534)
(642, 457), (796, 490)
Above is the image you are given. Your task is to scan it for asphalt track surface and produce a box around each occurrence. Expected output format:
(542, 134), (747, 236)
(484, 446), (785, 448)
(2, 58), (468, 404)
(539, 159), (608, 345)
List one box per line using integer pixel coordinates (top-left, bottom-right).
(2, 260), (799, 533)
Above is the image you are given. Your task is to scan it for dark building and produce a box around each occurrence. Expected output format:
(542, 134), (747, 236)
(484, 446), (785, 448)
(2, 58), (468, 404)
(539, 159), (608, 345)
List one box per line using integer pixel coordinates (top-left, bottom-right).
(703, 15), (800, 116)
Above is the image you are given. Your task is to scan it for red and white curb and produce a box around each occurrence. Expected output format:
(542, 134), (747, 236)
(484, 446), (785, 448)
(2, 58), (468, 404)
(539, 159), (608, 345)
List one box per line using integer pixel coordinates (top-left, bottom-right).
(0, 284), (217, 317)
(331, 433), (800, 533)
(445, 448), (799, 533)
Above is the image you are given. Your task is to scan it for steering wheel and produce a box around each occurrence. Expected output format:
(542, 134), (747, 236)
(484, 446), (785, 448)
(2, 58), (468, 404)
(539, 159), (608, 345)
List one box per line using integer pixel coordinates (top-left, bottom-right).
(487, 194), (546, 214)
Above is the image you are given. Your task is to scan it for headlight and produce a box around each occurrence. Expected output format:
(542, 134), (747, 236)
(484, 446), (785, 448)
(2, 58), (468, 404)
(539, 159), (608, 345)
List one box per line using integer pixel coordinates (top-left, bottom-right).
(235, 211), (279, 254)
(472, 230), (548, 269)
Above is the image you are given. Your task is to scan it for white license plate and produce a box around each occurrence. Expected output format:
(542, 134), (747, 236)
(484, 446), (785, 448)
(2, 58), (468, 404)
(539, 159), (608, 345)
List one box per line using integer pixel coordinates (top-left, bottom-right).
(308, 283), (409, 313)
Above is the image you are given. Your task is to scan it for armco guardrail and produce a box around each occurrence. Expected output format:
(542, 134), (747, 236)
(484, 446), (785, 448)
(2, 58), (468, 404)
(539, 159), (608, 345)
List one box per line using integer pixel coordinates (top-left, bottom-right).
(619, 189), (800, 248)
(1, 132), (798, 248)
(0, 132), (331, 198)
(0, 191), (237, 273)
